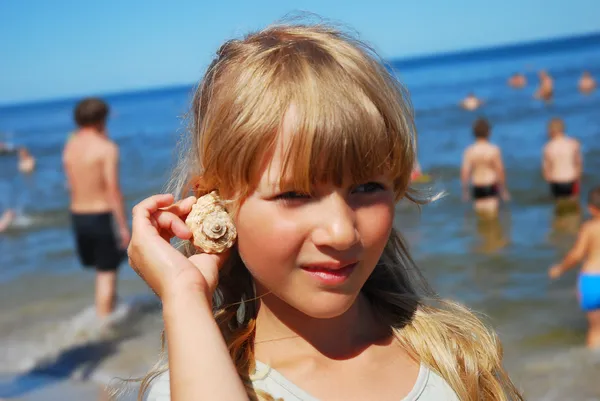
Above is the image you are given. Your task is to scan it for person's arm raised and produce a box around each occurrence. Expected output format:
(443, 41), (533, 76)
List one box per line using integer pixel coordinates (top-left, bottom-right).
(128, 194), (248, 401)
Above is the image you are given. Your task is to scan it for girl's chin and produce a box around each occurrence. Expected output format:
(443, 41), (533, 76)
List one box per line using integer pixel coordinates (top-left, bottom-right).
(286, 292), (360, 319)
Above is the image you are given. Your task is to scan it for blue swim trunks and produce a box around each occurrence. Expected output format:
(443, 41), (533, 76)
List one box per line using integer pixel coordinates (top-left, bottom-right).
(578, 274), (600, 311)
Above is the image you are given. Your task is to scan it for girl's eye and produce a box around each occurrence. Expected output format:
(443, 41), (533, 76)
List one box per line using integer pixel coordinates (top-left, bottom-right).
(352, 182), (385, 194)
(274, 191), (311, 201)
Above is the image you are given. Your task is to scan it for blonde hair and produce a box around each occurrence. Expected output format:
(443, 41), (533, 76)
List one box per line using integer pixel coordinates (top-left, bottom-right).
(137, 21), (523, 401)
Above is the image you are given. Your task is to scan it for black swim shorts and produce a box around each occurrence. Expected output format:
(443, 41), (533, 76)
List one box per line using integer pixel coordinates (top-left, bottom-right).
(71, 212), (126, 272)
(550, 181), (579, 199)
(472, 184), (498, 200)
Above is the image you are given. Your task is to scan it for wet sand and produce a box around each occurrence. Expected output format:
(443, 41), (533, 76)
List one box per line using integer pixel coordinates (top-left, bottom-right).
(0, 374), (115, 401)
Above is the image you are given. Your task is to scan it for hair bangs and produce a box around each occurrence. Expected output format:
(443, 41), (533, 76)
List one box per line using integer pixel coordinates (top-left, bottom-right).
(275, 55), (414, 197)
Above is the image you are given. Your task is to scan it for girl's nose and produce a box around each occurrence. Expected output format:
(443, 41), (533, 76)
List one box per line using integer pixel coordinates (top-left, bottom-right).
(311, 193), (360, 251)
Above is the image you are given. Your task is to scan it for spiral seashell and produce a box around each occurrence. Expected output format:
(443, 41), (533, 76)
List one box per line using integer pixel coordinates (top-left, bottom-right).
(185, 191), (237, 254)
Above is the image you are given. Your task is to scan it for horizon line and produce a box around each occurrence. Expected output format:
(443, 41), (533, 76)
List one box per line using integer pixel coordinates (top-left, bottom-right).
(1, 29), (599, 110)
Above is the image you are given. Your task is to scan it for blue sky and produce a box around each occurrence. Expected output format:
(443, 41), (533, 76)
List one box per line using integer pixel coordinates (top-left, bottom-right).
(1, 0), (599, 105)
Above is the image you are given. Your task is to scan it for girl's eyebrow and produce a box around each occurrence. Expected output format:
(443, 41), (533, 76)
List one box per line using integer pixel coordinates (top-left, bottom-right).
(264, 173), (297, 189)
(265, 180), (295, 191)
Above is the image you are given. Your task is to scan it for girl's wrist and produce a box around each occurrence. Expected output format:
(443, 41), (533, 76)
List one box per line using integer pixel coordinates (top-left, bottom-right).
(162, 284), (213, 317)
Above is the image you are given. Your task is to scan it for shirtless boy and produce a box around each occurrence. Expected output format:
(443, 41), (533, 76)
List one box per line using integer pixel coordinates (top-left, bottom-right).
(542, 118), (582, 203)
(549, 187), (600, 348)
(461, 118), (509, 217)
(63, 98), (130, 318)
(534, 70), (554, 102)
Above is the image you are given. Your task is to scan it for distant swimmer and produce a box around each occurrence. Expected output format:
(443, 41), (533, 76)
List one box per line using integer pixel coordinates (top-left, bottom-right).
(542, 118), (582, 204)
(549, 186), (600, 348)
(460, 93), (483, 111)
(63, 98), (130, 319)
(508, 73), (527, 89)
(17, 147), (36, 174)
(534, 70), (553, 101)
(461, 118), (510, 218)
(0, 209), (15, 232)
(578, 71), (597, 94)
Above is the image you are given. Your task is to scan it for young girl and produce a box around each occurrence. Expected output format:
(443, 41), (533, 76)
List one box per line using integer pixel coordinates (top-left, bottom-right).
(127, 22), (523, 401)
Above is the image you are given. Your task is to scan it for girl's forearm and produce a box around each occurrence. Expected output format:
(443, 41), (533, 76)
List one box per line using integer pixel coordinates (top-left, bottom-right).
(163, 291), (248, 401)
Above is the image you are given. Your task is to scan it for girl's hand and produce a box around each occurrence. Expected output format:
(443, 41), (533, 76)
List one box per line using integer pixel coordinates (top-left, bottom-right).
(127, 194), (228, 303)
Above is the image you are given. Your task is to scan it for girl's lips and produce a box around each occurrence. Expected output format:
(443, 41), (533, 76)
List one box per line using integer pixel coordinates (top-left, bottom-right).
(301, 262), (358, 285)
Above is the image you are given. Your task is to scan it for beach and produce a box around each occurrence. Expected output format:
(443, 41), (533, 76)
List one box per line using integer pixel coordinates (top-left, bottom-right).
(1, 35), (600, 400)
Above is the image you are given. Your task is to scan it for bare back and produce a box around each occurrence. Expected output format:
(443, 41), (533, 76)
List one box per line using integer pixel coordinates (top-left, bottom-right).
(543, 136), (581, 183)
(63, 132), (116, 213)
(464, 142), (501, 186)
(581, 220), (600, 273)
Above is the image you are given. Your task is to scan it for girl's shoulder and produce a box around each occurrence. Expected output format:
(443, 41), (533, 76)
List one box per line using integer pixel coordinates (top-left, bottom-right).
(252, 361), (459, 401)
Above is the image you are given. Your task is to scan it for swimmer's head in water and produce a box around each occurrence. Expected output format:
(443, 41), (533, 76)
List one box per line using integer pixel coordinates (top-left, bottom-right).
(548, 117), (565, 137)
(472, 118), (490, 139)
(177, 23), (416, 209)
(18, 147), (29, 157)
(74, 98), (109, 129)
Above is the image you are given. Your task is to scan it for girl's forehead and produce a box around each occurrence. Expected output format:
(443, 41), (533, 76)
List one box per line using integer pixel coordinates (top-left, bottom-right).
(255, 106), (298, 184)
(252, 102), (400, 192)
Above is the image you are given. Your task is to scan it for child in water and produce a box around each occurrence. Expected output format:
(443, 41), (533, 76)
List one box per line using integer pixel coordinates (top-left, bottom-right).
(127, 22), (523, 400)
(461, 118), (510, 218)
(549, 186), (600, 349)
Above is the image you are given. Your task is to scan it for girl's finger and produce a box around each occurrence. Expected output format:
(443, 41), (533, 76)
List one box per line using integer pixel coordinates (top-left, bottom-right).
(159, 196), (196, 217)
(180, 195), (197, 212)
(132, 194), (175, 220)
(154, 210), (193, 240)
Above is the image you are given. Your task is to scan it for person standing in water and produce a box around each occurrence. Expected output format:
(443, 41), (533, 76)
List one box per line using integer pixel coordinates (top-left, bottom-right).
(542, 118), (582, 205)
(549, 186), (600, 348)
(461, 118), (509, 217)
(63, 98), (130, 318)
(17, 147), (36, 174)
(534, 70), (554, 102)
(578, 71), (597, 94)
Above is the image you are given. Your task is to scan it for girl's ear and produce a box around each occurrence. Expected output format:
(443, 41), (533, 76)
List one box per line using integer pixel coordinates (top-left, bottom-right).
(187, 175), (209, 198)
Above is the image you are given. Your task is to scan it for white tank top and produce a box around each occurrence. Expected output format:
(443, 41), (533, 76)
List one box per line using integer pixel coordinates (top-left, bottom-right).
(146, 361), (459, 401)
